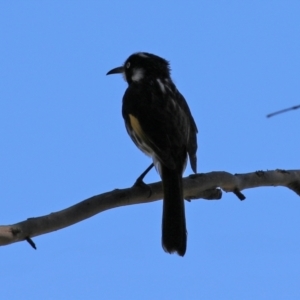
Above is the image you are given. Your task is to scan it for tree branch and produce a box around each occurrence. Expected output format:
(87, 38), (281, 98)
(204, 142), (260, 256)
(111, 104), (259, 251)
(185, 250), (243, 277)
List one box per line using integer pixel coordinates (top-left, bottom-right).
(266, 104), (300, 118)
(1, 169), (299, 248)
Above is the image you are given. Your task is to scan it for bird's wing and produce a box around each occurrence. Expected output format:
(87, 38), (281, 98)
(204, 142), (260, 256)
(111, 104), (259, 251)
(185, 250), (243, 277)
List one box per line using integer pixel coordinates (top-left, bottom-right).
(122, 82), (194, 170)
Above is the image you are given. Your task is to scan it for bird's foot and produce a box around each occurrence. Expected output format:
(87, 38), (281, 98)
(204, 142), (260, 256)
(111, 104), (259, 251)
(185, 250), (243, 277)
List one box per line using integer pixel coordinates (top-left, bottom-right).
(133, 177), (152, 197)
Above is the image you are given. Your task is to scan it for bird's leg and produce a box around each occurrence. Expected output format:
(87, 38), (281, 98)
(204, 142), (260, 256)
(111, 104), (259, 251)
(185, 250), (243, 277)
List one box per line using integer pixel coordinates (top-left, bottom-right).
(133, 163), (154, 196)
(134, 163), (154, 185)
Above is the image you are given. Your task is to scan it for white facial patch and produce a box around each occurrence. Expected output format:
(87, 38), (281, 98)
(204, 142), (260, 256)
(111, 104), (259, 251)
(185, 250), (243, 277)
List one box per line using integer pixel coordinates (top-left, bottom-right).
(131, 68), (144, 82)
(156, 79), (166, 93)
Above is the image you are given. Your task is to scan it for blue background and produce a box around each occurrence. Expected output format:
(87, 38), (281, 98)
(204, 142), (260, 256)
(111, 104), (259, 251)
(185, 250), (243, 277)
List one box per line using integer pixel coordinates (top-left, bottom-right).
(0, 1), (300, 299)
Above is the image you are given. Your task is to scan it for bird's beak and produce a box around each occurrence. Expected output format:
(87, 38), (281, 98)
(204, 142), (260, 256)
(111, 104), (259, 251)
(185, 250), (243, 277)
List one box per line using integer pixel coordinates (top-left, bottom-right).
(106, 66), (124, 75)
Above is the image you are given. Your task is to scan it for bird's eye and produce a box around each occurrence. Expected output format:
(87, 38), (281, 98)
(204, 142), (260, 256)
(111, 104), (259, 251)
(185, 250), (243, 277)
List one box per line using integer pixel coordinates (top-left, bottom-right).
(126, 62), (130, 69)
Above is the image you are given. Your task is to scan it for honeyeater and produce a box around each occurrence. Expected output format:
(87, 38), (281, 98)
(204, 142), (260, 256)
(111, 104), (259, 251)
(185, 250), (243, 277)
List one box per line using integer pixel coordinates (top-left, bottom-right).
(107, 52), (198, 256)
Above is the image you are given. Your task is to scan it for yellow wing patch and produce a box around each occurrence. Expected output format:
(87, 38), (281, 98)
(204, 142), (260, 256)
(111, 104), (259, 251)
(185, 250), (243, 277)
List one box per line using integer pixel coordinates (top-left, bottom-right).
(129, 114), (145, 140)
(128, 114), (154, 157)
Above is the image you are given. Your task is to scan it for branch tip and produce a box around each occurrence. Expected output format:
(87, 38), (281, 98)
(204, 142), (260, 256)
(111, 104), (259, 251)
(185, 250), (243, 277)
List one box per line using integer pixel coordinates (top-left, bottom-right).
(266, 104), (300, 118)
(233, 188), (246, 201)
(25, 237), (37, 250)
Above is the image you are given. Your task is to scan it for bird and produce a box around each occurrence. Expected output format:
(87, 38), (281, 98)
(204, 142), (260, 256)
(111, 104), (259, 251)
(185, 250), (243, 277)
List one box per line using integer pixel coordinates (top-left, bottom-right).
(106, 52), (198, 256)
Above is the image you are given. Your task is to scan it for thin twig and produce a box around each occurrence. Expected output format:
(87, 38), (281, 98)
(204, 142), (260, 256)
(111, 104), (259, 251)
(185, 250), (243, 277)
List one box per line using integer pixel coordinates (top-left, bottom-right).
(267, 104), (300, 118)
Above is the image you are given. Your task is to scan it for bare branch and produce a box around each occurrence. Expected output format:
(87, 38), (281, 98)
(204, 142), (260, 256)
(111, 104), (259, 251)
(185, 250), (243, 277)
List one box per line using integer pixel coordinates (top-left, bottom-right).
(0, 169), (299, 247)
(267, 104), (300, 118)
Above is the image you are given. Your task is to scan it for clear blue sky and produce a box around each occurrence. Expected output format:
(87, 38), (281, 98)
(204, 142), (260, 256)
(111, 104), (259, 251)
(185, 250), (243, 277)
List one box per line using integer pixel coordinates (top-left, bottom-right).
(1, 1), (300, 299)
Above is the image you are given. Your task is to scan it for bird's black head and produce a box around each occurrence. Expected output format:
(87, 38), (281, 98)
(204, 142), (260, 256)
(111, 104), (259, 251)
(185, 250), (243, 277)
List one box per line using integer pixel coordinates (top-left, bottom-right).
(106, 52), (171, 84)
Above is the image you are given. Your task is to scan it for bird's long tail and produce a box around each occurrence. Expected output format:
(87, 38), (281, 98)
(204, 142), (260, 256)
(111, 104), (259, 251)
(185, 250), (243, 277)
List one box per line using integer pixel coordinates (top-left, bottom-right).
(161, 164), (186, 256)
